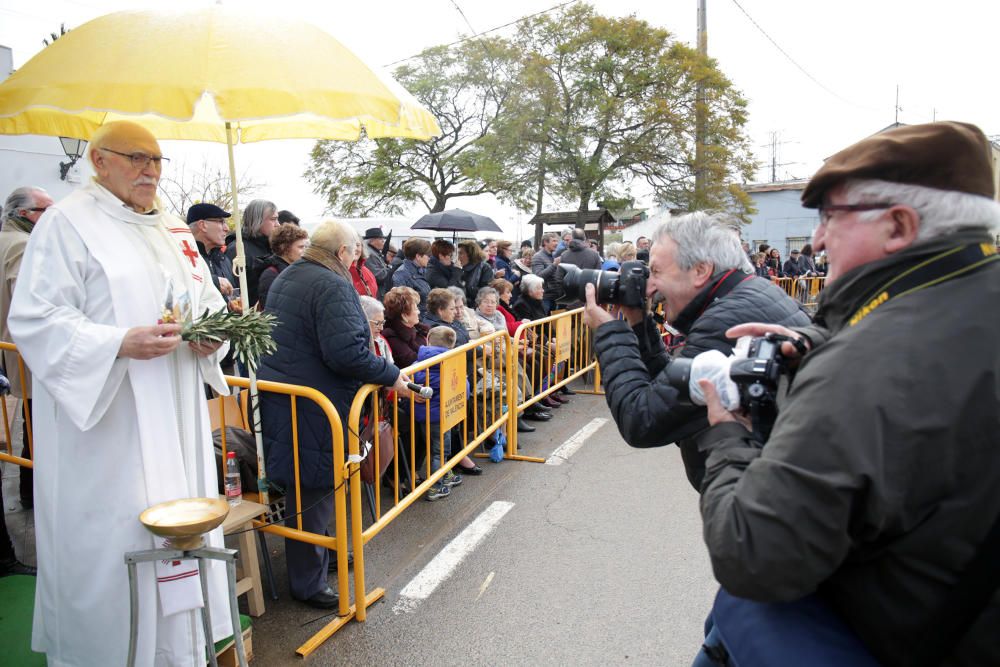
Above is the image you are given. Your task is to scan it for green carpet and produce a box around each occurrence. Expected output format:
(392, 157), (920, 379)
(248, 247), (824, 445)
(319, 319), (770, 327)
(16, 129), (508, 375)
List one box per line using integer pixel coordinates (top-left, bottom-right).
(0, 574), (46, 666)
(0, 575), (249, 665)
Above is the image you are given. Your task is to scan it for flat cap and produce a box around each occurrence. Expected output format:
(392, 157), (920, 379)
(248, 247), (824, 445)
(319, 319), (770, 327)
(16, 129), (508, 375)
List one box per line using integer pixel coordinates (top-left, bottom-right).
(801, 121), (995, 208)
(186, 202), (231, 224)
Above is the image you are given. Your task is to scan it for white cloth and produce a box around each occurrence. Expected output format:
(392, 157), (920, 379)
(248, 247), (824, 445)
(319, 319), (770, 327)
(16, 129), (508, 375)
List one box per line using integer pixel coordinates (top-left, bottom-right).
(688, 349), (741, 411)
(9, 180), (232, 667)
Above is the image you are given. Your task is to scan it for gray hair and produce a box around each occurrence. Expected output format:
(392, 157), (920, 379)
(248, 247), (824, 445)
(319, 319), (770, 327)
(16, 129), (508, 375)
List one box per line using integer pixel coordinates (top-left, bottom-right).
(358, 295), (384, 319)
(3, 187), (46, 222)
(520, 273), (544, 294)
(475, 286), (499, 306)
(541, 232), (559, 244)
(242, 199), (276, 238)
(843, 179), (1000, 241)
(446, 286), (466, 304)
(604, 242), (621, 260)
(652, 212), (753, 273)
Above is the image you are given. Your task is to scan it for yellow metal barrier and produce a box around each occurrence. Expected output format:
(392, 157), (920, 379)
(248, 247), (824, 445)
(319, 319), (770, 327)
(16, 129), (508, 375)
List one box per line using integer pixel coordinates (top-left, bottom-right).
(772, 276), (826, 306)
(345, 329), (511, 622)
(217, 376), (358, 657)
(508, 307), (598, 457)
(0, 341), (32, 470)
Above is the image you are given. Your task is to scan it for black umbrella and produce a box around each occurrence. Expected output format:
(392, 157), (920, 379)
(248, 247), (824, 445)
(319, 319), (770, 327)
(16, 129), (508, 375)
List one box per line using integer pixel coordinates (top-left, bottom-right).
(412, 208), (503, 240)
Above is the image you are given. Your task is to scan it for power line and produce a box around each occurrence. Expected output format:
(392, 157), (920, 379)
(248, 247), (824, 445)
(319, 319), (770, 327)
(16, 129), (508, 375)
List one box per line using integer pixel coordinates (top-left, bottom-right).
(448, 0), (478, 36)
(728, 0), (874, 111)
(384, 0), (579, 68)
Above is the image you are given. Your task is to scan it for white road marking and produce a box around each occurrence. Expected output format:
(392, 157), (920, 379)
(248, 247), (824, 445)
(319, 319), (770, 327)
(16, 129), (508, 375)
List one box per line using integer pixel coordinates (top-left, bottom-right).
(476, 571), (495, 601)
(545, 418), (608, 465)
(393, 501), (514, 613)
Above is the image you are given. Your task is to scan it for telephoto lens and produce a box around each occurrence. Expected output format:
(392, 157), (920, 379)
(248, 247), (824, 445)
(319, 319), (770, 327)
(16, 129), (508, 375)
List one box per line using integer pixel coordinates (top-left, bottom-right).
(561, 260), (648, 307)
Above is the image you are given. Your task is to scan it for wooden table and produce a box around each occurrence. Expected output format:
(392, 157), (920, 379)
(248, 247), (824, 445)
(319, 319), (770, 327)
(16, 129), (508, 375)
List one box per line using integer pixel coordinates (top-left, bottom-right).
(221, 498), (267, 617)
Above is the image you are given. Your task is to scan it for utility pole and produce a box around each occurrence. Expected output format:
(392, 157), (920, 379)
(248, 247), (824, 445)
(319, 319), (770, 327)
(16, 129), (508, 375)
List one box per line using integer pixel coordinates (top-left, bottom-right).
(694, 0), (707, 207)
(894, 84), (902, 124)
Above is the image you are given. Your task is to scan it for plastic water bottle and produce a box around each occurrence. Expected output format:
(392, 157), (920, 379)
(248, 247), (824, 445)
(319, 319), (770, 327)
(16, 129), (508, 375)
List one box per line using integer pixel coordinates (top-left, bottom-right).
(225, 452), (242, 506)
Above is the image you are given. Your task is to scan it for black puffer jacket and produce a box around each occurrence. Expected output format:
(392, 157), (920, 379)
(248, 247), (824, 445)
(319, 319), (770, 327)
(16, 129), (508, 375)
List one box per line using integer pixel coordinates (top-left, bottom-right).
(594, 271), (809, 490)
(425, 257), (462, 289)
(258, 259), (399, 490)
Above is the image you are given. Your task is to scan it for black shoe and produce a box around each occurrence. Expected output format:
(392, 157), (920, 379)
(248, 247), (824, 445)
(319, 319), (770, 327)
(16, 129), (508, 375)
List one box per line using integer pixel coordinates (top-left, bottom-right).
(524, 411), (552, 422)
(540, 397), (561, 409)
(299, 585), (339, 609)
(327, 552), (354, 573)
(0, 558), (37, 577)
(517, 418), (536, 433)
(560, 386), (577, 395)
(459, 463), (484, 475)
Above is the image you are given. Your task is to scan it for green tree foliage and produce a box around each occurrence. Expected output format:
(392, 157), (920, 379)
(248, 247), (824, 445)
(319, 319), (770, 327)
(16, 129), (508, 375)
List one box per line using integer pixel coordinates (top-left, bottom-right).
(502, 4), (756, 224)
(305, 38), (529, 215)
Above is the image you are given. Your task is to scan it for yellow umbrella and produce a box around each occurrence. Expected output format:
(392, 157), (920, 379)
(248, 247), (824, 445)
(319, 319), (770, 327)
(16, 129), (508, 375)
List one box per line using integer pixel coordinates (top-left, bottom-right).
(0, 6), (440, 510)
(0, 7), (440, 141)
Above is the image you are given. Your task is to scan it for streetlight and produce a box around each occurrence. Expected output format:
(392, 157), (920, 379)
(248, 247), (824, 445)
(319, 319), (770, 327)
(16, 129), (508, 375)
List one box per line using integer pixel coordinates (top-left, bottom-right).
(59, 136), (87, 181)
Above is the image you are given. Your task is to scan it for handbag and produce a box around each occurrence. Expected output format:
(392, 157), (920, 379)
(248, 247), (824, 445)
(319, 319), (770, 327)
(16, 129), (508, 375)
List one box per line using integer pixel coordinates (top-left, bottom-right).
(359, 392), (395, 484)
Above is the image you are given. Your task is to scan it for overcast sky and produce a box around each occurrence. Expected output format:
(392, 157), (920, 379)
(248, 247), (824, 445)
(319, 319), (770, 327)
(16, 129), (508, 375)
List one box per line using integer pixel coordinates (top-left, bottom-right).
(2, 0), (997, 240)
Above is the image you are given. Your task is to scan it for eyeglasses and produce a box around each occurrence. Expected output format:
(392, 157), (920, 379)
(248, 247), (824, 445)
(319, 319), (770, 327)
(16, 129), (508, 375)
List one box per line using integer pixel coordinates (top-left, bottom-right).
(369, 319), (385, 329)
(817, 203), (895, 225)
(99, 147), (169, 169)
(26, 207), (49, 213)
(203, 218), (228, 226)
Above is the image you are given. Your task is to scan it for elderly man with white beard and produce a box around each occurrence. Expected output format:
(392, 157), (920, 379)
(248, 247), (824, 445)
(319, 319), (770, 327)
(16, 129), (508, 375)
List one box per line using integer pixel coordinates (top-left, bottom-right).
(9, 120), (233, 667)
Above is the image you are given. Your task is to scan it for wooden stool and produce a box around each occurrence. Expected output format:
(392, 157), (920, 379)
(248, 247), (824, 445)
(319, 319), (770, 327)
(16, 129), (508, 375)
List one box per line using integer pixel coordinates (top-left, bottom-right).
(221, 499), (267, 617)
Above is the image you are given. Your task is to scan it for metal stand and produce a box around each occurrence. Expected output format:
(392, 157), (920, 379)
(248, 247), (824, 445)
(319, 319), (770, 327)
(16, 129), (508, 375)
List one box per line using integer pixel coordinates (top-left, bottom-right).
(124, 545), (248, 667)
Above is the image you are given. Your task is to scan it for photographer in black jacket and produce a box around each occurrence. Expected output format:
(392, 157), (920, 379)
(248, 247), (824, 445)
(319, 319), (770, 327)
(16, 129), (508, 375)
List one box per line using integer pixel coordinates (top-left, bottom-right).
(583, 212), (809, 490)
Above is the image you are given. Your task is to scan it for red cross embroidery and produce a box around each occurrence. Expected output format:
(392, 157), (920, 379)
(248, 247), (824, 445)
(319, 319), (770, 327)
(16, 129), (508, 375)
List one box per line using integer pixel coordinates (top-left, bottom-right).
(180, 240), (199, 267)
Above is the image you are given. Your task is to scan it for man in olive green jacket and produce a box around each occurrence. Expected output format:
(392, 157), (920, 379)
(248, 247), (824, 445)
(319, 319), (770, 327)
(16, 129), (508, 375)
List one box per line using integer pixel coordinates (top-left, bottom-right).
(694, 122), (1000, 667)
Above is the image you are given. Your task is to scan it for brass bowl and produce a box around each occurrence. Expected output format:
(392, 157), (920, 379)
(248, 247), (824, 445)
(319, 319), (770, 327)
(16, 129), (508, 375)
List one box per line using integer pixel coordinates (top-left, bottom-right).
(139, 497), (230, 550)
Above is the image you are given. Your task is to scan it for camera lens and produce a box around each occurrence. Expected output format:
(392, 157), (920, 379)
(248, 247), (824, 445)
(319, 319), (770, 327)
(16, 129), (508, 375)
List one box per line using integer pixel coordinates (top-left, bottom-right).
(561, 264), (618, 304)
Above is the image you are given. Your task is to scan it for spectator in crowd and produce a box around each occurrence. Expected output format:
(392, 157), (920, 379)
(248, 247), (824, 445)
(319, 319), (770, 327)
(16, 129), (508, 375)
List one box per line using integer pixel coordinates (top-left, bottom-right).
(382, 286), (429, 369)
(765, 247), (784, 277)
(602, 242), (622, 271)
(0, 185), (52, 512)
(425, 239), (462, 289)
(187, 202), (236, 298)
(447, 285), (491, 340)
(277, 209), (300, 225)
(513, 247), (533, 276)
(413, 325), (467, 500)
(782, 248), (808, 277)
(693, 120), (1000, 667)
(582, 212), (809, 490)
(741, 240), (752, 258)
(555, 229), (573, 257)
(530, 232), (562, 313)
(520, 239), (533, 251)
(636, 236), (650, 251)
(257, 223), (309, 310)
(225, 198), (278, 306)
(385, 244), (398, 265)
(490, 278), (521, 336)
(513, 274), (548, 322)
(814, 253), (828, 275)
(350, 241), (379, 298)
(457, 239), (494, 307)
(359, 295), (392, 362)
(758, 242), (771, 255)
(363, 228), (391, 297)
(494, 239), (521, 288)
(392, 238), (432, 314)
(512, 274), (563, 413)
(8, 121), (230, 663)
(751, 252), (770, 278)
(483, 238), (498, 268)
(259, 220), (411, 610)
(800, 242), (818, 274)
(618, 242), (638, 265)
(422, 288), (470, 350)
(560, 229), (602, 271)
(473, 286), (506, 336)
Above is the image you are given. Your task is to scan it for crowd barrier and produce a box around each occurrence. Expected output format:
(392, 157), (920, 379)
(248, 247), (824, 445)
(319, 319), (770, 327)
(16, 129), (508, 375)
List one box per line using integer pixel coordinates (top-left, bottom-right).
(0, 342), (32, 470)
(772, 276), (826, 306)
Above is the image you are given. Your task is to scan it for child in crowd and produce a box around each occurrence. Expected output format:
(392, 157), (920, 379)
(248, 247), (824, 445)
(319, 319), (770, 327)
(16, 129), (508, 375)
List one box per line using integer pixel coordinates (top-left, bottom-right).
(413, 326), (467, 501)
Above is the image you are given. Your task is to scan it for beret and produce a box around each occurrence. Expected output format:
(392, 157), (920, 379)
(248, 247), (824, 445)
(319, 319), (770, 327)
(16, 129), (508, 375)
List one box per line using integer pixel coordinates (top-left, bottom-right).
(801, 121), (995, 208)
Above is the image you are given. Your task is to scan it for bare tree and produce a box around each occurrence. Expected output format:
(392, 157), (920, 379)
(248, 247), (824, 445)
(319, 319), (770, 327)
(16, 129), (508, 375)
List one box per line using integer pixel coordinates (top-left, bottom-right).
(158, 160), (264, 220)
(42, 24), (70, 47)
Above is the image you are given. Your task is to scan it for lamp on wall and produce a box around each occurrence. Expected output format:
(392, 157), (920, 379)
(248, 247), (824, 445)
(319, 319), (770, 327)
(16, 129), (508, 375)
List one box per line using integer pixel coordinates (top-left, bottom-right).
(59, 137), (87, 180)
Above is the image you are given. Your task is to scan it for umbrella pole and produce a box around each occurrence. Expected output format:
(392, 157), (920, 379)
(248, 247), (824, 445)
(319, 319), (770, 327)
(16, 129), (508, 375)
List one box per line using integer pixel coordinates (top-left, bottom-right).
(226, 121), (269, 506)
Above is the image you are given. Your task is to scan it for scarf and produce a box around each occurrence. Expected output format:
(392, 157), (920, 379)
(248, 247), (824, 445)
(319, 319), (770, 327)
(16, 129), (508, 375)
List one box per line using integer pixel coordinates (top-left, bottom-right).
(303, 244), (351, 280)
(4, 214), (35, 235)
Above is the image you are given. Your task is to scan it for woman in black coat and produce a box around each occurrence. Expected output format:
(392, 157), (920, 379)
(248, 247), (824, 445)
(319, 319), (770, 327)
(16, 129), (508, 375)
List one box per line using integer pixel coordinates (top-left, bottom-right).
(258, 221), (411, 610)
(425, 239), (462, 289)
(457, 239), (494, 307)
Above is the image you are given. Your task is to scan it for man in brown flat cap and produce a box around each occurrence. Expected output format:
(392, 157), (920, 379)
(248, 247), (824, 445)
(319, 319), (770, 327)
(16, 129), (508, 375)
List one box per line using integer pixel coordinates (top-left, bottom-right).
(690, 122), (999, 666)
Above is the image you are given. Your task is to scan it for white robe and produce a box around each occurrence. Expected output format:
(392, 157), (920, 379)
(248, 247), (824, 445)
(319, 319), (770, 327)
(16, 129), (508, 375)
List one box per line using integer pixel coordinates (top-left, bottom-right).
(9, 180), (234, 667)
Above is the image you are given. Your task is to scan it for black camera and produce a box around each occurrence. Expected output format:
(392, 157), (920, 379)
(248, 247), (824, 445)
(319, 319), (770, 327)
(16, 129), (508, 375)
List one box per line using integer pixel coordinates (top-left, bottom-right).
(666, 334), (796, 440)
(561, 260), (648, 307)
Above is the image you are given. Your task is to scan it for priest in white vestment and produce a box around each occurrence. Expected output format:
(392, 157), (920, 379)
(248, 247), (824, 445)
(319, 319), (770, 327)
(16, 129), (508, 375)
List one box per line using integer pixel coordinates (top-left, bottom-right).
(8, 121), (235, 667)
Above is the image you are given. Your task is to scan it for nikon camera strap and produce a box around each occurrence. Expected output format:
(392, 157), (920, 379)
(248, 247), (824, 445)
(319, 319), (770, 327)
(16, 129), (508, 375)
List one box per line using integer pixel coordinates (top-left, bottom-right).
(849, 242), (998, 327)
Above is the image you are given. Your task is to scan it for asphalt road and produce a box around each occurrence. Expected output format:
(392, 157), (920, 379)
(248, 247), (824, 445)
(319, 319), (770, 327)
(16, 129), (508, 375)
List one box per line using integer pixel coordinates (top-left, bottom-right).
(246, 392), (719, 666)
